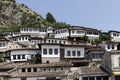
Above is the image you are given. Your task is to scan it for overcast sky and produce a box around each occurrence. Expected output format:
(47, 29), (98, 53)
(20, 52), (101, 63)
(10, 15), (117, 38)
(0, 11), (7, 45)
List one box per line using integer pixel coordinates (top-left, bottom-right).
(16, 0), (120, 32)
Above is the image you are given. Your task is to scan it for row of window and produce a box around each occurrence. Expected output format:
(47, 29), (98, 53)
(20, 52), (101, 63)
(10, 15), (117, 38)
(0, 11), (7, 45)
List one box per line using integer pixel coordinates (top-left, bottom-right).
(31, 40), (66, 44)
(13, 37), (29, 41)
(72, 30), (85, 34)
(55, 29), (68, 34)
(91, 53), (103, 59)
(113, 33), (119, 37)
(107, 44), (115, 49)
(43, 48), (58, 55)
(66, 50), (81, 57)
(83, 76), (108, 80)
(21, 28), (47, 32)
(87, 31), (99, 35)
(0, 42), (6, 47)
(21, 68), (64, 72)
(13, 55), (25, 60)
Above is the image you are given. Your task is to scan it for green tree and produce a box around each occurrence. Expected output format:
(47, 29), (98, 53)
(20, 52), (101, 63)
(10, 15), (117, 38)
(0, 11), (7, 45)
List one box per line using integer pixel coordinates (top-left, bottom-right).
(82, 35), (89, 43)
(0, 54), (3, 62)
(94, 38), (101, 45)
(99, 33), (110, 42)
(46, 12), (56, 24)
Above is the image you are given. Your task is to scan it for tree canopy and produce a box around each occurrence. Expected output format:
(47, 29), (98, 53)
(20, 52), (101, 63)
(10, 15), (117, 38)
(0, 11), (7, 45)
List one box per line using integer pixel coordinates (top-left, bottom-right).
(46, 12), (56, 24)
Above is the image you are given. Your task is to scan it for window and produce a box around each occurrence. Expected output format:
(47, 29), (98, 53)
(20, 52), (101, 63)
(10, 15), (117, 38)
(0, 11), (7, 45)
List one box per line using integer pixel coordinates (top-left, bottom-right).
(77, 51), (81, 56)
(83, 77), (88, 80)
(72, 51), (76, 56)
(55, 40), (57, 43)
(92, 53), (103, 59)
(112, 44), (115, 49)
(59, 41), (61, 44)
(89, 77), (94, 80)
(22, 55), (25, 59)
(31, 55), (34, 58)
(54, 49), (58, 55)
(13, 55), (16, 59)
(18, 55), (21, 59)
(21, 77), (26, 80)
(28, 68), (31, 72)
(49, 49), (53, 55)
(52, 40), (54, 43)
(43, 69), (46, 71)
(54, 68), (56, 71)
(107, 44), (110, 49)
(67, 51), (71, 56)
(19, 37), (21, 40)
(63, 41), (65, 44)
(22, 68), (25, 72)
(0, 42), (6, 47)
(22, 37), (24, 40)
(2, 43), (5, 47)
(43, 48), (47, 55)
(77, 30), (84, 34)
(48, 69), (50, 71)
(33, 68), (37, 72)
(0, 43), (2, 47)
(72, 30), (74, 34)
(119, 57), (120, 66)
(61, 68), (63, 70)
(48, 40), (50, 43)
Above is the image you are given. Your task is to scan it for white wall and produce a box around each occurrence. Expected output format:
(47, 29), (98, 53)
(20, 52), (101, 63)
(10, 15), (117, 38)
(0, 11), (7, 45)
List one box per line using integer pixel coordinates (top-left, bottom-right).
(105, 44), (117, 51)
(10, 50), (40, 62)
(41, 45), (60, 57)
(70, 30), (85, 37)
(64, 47), (85, 58)
(54, 28), (69, 38)
(110, 32), (120, 42)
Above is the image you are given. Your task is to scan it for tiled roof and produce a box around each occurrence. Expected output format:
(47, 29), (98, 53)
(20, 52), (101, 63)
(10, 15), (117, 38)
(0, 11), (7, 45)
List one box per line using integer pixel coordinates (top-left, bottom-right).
(19, 62), (73, 68)
(79, 66), (108, 75)
(11, 71), (68, 77)
(0, 62), (25, 69)
(10, 48), (40, 51)
(0, 72), (10, 76)
(86, 48), (105, 53)
(108, 30), (120, 33)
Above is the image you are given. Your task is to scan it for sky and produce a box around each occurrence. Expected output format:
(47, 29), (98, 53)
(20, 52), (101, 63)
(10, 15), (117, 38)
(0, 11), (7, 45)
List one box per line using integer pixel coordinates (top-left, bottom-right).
(16, 0), (120, 32)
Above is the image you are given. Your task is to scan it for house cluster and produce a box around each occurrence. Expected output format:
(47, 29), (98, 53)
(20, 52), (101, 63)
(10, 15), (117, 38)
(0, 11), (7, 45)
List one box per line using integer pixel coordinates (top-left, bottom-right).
(0, 26), (120, 80)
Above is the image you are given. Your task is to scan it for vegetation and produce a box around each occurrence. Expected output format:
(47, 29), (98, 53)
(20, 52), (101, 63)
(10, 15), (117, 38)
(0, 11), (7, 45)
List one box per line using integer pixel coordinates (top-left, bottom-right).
(46, 12), (56, 24)
(99, 33), (110, 41)
(0, 54), (3, 62)
(0, 0), (70, 31)
(82, 35), (89, 43)
(28, 53), (41, 64)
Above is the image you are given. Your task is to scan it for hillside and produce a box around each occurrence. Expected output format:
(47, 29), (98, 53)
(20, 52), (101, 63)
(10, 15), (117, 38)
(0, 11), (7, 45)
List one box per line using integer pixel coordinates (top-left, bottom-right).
(0, 0), (49, 31)
(0, 0), (70, 31)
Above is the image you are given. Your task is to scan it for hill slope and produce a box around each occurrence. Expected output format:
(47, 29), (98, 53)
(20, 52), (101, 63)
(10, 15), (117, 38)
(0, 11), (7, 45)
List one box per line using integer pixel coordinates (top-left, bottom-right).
(0, 0), (70, 31)
(0, 0), (48, 31)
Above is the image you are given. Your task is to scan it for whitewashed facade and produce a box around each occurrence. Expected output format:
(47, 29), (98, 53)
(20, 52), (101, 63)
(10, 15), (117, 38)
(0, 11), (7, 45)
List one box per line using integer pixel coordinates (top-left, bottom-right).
(10, 48), (40, 62)
(64, 46), (85, 58)
(109, 31), (120, 42)
(40, 44), (60, 63)
(54, 28), (69, 39)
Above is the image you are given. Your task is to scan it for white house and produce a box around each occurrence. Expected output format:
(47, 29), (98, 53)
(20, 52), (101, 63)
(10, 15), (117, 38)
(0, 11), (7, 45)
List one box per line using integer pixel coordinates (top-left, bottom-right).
(99, 41), (119, 51)
(54, 27), (69, 39)
(20, 27), (48, 38)
(10, 48), (40, 62)
(54, 26), (100, 41)
(109, 30), (120, 42)
(39, 43), (60, 63)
